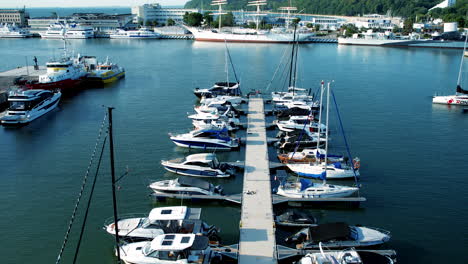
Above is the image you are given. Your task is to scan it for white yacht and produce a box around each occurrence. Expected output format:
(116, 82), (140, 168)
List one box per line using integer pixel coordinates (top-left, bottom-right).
(1, 90), (61, 126)
(161, 153), (235, 178)
(276, 115), (326, 135)
(109, 27), (161, 39)
(276, 178), (358, 199)
(289, 222), (391, 249)
(192, 119), (237, 131)
(149, 176), (224, 197)
(0, 23), (31, 38)
(194, 82), (241, 98)
(40, 22), (66, 39)
(287, 161), (360, 179)
(104, 206), (219, 241)
(277, 148), (345, 164)
(118, 234), (218, 264)
(64, 23), (94, 39)
(297, 244), (395, 264)
(200, 95), (245, 107)
(169, 128), (239, 150)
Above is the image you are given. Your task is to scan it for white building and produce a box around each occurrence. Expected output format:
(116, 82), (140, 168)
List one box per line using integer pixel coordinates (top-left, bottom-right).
(353, 18), (395, 30)
(132, 3), (199, 25)
(430, 0), (456, 11)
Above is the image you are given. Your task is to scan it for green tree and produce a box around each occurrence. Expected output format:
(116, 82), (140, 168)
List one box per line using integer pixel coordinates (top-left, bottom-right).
(403, 18), (414, 34)
(314, 24), (321, 31)
(203, 12), (213, 26)
(341, 24), (359, 37)
(183, 12), (203, 27)
(167, 18), (175, 26)
(145, 20), (152, 27)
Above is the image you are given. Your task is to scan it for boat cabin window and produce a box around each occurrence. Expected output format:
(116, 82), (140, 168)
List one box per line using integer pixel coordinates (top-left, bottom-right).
(9, 101), (28, 110)
(186, 162), (210, 167)
(161, 209), (172, 215)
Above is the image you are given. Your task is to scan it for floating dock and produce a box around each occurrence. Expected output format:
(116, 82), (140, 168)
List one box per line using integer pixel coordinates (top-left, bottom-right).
(238, 96), (276, 264)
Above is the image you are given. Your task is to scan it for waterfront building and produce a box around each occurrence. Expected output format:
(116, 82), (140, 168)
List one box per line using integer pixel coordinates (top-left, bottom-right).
(0, 9), (29, 26)
(131, 3), (199, 25)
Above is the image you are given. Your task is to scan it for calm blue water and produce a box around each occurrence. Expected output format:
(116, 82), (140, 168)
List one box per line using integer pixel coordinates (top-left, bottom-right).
(0, 38), (467, 264)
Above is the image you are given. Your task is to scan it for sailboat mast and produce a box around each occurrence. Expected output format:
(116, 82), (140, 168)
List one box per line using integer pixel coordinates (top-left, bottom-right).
(108, 107), (121, 263)
(456, 32), (468, 92)
(211, 0), (227, 32)
(323, 82), (330, 184)
(225, 41), (229, 85)
(315, 82), (324, 152)
(288, 25), (297, 89)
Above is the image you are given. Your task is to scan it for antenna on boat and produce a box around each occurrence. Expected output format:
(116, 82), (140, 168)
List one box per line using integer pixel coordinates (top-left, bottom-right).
(107, 106), (122, 264)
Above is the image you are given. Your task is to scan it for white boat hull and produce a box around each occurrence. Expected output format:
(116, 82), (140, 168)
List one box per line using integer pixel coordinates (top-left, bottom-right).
(338, 37), (466, 49)
(432, 95), (468, 105)
(1, 93), (61, 126)
(287, 163), (359, 179)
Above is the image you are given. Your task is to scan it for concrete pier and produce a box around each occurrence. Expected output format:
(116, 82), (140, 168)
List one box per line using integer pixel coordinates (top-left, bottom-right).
(238, 97), (277, 264)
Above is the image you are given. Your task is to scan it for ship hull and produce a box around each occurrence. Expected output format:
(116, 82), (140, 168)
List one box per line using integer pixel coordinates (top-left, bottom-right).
(338, 37), (466, 49)
(188, 27), (314, 43)
(25, 78), (83, 92)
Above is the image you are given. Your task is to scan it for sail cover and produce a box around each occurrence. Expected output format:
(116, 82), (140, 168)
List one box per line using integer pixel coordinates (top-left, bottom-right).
(457, 85), (468, 95)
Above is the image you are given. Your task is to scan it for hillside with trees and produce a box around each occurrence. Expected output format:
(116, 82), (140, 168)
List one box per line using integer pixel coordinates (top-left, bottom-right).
(185, 0), (466, 19)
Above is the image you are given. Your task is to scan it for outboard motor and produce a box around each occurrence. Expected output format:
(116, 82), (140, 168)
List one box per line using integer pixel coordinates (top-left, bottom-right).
(214, 185), (224, 195)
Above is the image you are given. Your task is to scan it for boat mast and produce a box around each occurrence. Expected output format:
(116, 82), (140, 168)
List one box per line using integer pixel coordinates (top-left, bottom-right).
(225, 40), (229, 85)
(247, 0), (267, 31)
(315, 81), (324, 154)
(278, 1), (297, 29)
(211, 0), (227, 32)
(323, 82), (331, 185)
(288, 25), (297, 90)
(456, 31), (468, 94)
(108, 107), (121, 263)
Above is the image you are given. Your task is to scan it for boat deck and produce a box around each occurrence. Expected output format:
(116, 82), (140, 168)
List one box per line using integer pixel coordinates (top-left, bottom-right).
(238, 97), (276, 264)
(0, 65), (46, 77)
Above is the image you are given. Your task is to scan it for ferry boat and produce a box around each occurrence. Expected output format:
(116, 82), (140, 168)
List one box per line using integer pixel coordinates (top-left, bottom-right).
(149, 176), (224, 196)
(109, 28), (161, 39)
(338, 30), (466, 49)
(0, 23), (31, 38)
(117, 234), (219, 264)
(161, 153), (235, 178)
(104, 206), (219, 242)
(25, 54), (88, 91)
(40, 21), (94, 39)
(185, 0), (314, 43)
(0, 90), (61, 126)
(86, 58), (125, 84)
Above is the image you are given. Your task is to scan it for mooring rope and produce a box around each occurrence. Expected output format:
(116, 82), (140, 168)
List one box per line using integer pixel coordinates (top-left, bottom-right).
(55, 113), (108, 264)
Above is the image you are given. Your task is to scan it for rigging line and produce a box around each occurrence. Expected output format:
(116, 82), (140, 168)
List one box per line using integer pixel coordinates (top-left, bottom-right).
(265, 43), (291, 91)
(55, 113), (108, 264)
(225, 40), (240, 84)
(331, 90), (360, 193)
(292, 36), (300, 88)
(72, 136), (108, 264)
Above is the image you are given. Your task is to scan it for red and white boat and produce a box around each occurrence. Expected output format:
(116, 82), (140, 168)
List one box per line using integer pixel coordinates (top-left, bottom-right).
(25, 55), (87, 91)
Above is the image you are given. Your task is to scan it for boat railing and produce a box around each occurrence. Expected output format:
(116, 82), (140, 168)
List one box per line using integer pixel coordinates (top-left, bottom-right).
(369, 227), (392, 236)
(103, 213), (147, 227)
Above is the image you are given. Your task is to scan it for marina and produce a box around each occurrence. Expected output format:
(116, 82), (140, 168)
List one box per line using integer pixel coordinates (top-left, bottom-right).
(0, 27), (468, 264)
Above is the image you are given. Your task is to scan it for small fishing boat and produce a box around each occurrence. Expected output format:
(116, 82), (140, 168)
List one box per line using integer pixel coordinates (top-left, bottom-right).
(275, 210), (318, 228)
(194, 82), (241, 98)
(118, 234), (220, 264)
(169, 128), (240, 150)
(287, 222), (391, 249)
(297, 243), (395, 264)
(161, 153), (235, 178)
(104, 206), (219, 242)
(277, 148), (345, 164)
(149, 176), (224, 196)
(86, 57), (125, 84)
(1, 89), (61, 126)
(277, 178), (359, 198)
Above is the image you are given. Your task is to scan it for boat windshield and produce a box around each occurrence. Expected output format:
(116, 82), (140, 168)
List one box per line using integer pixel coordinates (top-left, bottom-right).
(9, 101), (29, 111)
(142, 243), (154, 256)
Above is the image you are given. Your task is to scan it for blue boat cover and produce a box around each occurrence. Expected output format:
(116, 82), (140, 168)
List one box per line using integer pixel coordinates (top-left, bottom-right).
(300, 179), (314, 191)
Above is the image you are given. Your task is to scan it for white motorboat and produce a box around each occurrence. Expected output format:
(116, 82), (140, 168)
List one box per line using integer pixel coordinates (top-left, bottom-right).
(433, 35), (468, 106)
(272, 87), (314, 104)
(0, 23), (31, 38)
(118, 234), (219, 264)
(149, 176), (224, 196)
(39, 22), (65, 39)
(64, 23), (94, 39)
(288, 222), (391, 249)
(169, 128), (239, 150)
(194, 82), (241, 98)
(110, 27), (161, 39)
(192, 119), (237, 131)
(161, 153), (235, 178)
(200, 95), (245, 107)
(297, 243), (395, 264)
(276, 178), (358, 198)
(1, 89), (61, 126)
(276, 115), (326, 135)
(104, 206), (219, 241)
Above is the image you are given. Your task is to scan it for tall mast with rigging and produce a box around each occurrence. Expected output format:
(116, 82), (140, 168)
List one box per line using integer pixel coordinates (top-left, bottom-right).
(247, 0), (267, 31)
(211, 0), (227, 32)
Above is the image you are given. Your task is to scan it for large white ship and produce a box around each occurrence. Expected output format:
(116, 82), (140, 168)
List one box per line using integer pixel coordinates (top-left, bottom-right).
(338, 30), (466, 49)
(40, 21), (94, 39)
(0, 23), (31, 38)
(186, 0), (315, 43)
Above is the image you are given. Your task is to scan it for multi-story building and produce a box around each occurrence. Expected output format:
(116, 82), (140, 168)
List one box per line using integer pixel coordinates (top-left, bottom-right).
(0, 9), (29, 26)
(132, 3), (199, 25)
